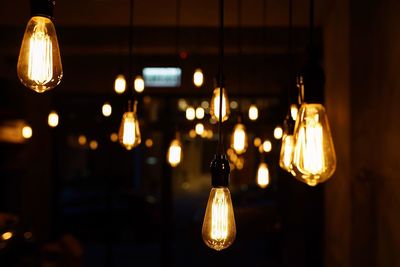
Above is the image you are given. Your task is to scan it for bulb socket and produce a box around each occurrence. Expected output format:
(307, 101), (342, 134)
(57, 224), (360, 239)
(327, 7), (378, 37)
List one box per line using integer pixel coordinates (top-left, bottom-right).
(213, 74), (225, 89)
(210, 154), (230, 187)
(31, 0), (55, 18)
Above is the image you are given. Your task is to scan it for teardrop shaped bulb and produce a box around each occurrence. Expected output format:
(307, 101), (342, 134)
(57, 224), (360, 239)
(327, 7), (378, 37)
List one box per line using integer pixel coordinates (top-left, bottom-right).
(202, 187), (236, 251)
(210, 87), (230, 122)
(118, 102), (141, 150)
(230, 123), (248, 154)
(167, 139), (182, 167)
(256, 162), (270, 188)
(17, 16), (62, 92)
(279, 134), (295, 172)
(291, 103), (336, 186)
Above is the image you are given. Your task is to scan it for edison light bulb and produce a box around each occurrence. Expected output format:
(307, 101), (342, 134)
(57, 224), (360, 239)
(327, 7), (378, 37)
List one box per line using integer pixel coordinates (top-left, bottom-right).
(22, 125), (33, 139)
(262, 140), (272, 153)
(114, 74), (126, 94)
(256, 162), (269, 188)
(48, 110), (59, 127)
(17, 16), (62, 92)
(230, 123), (248, 154)
(102, 102), (112, 117)
(248, 104), (258, 121)
(210, 87), (230, 122)
(292, 103), (336, 186)
(118, 101), (141, 150)
(195, 123), (204, 136)
(186, 106), (195, 120)
(290, 104), (298, 121)
(193, 68), (204, 87)
(274, 126), (283, 139)
(134, 75), (145, 93)
(202, 187), (236, 251)
(196, 107), (205, 119)
(279, 134), (295, 172)
(167, 139), (182, 167)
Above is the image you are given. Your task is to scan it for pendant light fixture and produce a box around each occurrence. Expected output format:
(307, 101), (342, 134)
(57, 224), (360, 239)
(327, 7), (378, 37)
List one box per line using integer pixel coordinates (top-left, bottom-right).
(290, 0), (336, 186)
(17, 0), (62, 93)
(256, 161), (270, 189)
(193, 68), (204, 87)
(230, 115), (248, 155)
(167, 132), (183, 167)
(118, 0), (141, 150)
(48, 110), (59, 127)
(202, 0), (236, 251)
(114, 74), (127, 94)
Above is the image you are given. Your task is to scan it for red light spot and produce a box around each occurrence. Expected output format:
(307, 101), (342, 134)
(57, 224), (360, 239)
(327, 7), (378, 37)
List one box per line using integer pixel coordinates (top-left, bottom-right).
(179, 51), (188, 59)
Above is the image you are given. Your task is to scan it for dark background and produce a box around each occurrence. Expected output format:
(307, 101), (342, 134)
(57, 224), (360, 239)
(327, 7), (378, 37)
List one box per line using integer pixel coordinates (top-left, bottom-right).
(0, 0), (399, 266)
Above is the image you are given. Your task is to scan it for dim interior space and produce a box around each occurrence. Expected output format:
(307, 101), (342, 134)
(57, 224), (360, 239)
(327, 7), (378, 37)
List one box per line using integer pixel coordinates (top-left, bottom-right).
(0, 0), (399, 266)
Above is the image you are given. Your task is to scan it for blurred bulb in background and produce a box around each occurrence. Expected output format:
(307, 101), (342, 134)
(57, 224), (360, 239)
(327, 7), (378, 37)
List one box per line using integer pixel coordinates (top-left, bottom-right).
(186, 106), (195, 120)
(114, 74), (126, 94)
(202, 187), (236, 251)
(78, 135), (87, 145)
(290, 104), (298, 121)
(230, 123), (248, 154)
(292, 104), (336, 186)
(48, 110), (59, 127)
(273, 126), (283, 139)
(119, 101), (141, 150)
(193, 68), (204, 87)
(167, 138), (182, 167)
(256, 162), (269, 188)
(210, 87), (230, 122)
(110, 132), (118, 142)
(248, 104), (258, 121)
(262, 140), (272, 153)
(195, 123), (204, 136)
(279, 134), (295, 172)
(22, 125), (32, 139)
(253, 137), (262, 147)
(89, 140), (98, 150)
(17, 16), (62, 92)
(134, 75), (145, 93)
(102, 102), (112, 117)
(196, 107), (205, 119)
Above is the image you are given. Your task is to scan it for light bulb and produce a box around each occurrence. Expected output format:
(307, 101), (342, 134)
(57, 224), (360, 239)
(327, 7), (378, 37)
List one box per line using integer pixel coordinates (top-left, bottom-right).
(48, 110), (59, 127)
(102, 102), (112, 117)
(1, 232), (13, 241)
(22, 125), (33, 139)
(256, 162), (269, 188)
(290, 104), (298, 121)
(17, 16), (62, 92)
(262, 140), (272, 153)
(196, 107), (205, 119)
(145, 138), (153, 148)
(274, 126), (283, 139)
(253, 137), (262, 147)
(118, 101), (141, 150)
(193, 68), (204, 87)
(279, 134), (295, 172)
(186, 106), (195, 120)
(210, 87), (230, 122)
(292, 103), (336, 186)
(78, 135), (87, 145)
(110, 132), (118, 142)
(114, 74), (126, 94)
(167, 139), (182, 167)
(134, 75), (145, 93)
(89, 140), (98, 150)
(202, 187), (236, 251)
(230, 123), (248, 154)
(248, 104), (258, 121)
(195, 123), (204, 136)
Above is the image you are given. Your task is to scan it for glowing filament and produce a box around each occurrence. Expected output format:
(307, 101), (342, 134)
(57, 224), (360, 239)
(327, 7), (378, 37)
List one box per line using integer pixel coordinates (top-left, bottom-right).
(279, 135), (295, 172)
(28, 21), (52, 85)
(211, 189), (229, 241)
(210, 88), (230, 122)
(231, 123), (247, 154)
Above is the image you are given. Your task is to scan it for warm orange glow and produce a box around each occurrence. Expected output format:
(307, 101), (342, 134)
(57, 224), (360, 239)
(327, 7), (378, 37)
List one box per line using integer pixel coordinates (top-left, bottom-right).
(17, 16), (62, 92)
(186, 106), (195, 120)
(279, 134), (295, 172)
(210, 87), (230, 122)
(114, 74), (126, 94)
(134, 75), (145, 93)
(274, 126), (283, 139)
(167, 139), (182, 167)
(22, 125), (32, 139)
(102, 103), (112, 117)
(48, 111), (59, 127)
(202, 187), (236, 251)
(89, 140), (98, 150)
(256, 162), (269, 188)
(230, 123), (248, 154)
(118, 102), (141, 150)
(193, 68), (204, 87)
(248, 105), (258, 121)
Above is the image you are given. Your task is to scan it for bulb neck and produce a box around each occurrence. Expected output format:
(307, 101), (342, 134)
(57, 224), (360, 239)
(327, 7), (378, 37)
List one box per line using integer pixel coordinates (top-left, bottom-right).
(31, 0), (54, 18)
(211, 154), (230, 187)
(213, 75), (225, 89)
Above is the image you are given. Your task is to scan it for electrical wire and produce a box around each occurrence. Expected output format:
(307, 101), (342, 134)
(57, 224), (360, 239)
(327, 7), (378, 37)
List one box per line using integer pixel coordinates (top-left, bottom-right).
(217, 0), (224, 154)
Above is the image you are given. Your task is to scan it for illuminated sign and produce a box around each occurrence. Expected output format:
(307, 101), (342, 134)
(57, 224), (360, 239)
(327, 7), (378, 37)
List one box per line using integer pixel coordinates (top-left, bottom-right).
(143, 67), (181, 87)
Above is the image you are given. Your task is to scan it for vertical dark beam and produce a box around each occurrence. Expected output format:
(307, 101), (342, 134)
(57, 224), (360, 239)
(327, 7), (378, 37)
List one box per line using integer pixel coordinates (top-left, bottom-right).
(160, 97), (173, 267)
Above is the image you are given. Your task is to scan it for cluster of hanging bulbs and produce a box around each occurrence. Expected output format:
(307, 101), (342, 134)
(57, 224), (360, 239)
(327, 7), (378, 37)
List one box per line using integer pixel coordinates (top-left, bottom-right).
(279, 76), (336, 186)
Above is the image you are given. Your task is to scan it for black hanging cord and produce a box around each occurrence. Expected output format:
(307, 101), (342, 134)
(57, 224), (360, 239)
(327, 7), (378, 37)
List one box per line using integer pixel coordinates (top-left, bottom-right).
(237, 0), (242, 95)
(128, 0), (135, 101)
(309, 0), (314, 55)
(287, 0), (294, 105)
(217, 0), (224, 154)
(175, 0), (181, 64)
